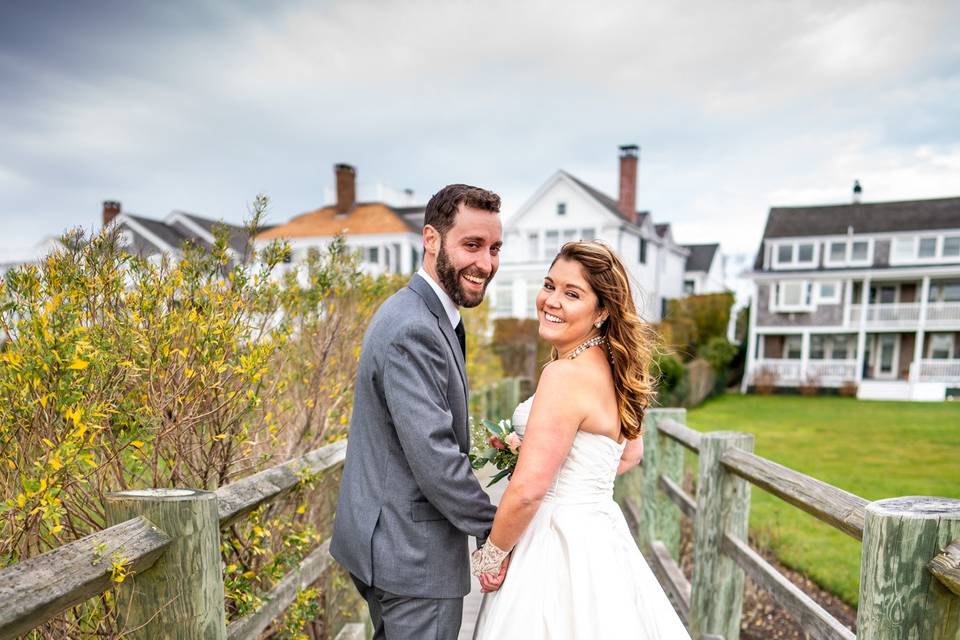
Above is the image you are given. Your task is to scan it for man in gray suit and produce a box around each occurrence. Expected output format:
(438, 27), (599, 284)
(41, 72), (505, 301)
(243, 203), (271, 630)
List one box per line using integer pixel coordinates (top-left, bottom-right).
(331, 184), (505, 639)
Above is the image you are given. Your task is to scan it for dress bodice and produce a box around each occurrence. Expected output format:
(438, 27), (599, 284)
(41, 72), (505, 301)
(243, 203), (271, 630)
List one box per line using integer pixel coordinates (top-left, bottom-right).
(511, 395), (625, 504)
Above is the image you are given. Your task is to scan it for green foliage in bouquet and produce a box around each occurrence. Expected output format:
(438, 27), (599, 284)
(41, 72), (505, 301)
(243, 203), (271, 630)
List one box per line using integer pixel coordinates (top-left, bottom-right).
(469, 418), (519, 487)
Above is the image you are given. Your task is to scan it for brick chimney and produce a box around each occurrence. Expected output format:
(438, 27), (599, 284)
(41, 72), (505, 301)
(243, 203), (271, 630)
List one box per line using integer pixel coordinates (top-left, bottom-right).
(103, 200), (121, 226)
(617, 144), (639, 219)
(334, 164), (356, 215)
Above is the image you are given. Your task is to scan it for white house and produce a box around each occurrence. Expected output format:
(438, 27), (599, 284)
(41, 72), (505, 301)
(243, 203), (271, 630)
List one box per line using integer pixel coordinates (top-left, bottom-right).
(682, 243), (726, 295)
(255, 164), (425, 277)
(743, 186), (960, 401)
(493, 145), (695, 322)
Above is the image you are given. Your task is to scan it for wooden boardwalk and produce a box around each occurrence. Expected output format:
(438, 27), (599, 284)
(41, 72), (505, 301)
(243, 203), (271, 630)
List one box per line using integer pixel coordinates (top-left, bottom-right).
(458, 472), (507, 640)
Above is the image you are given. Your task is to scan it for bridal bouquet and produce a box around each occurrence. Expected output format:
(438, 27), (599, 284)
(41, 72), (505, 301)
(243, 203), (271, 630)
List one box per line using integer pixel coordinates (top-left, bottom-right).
(469, 418), (521, 486)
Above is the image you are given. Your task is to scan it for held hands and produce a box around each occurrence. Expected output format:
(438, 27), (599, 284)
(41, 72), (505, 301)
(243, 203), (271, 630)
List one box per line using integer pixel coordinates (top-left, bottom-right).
(471, 539), (512, 592)
(479, 553), (510, 593)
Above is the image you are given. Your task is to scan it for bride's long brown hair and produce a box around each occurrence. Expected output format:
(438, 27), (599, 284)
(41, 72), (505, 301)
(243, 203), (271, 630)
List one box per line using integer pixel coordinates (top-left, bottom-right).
(550, 241), (656, 440)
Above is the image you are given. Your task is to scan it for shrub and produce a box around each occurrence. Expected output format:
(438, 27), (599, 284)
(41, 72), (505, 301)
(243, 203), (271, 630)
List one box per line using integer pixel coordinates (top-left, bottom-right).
(660, 292), (735, 361)
(839, 380), (858, 397)
(0, 197), (401, 637)
(753, 367), (778, 395)
(699, 335), (739, 374)
(654, 351), (688, 407)
(798, 375), (821, 396)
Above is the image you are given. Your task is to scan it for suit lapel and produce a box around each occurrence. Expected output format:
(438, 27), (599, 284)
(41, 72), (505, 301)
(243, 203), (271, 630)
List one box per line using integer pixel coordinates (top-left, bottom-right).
(408, 275), (469, 408)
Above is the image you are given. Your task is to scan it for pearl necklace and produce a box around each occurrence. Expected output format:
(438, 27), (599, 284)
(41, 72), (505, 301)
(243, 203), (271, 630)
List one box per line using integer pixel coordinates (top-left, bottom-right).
(562, 335), (607, 360)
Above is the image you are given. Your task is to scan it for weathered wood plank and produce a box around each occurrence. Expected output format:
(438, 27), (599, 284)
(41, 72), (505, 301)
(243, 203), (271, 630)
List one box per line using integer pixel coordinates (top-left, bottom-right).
(690, 431), (753, 640)
(648, 539), (691, 622)
(857, 497), (960, 639)
(105, 488), (226, 639)
(217, 439), (347, 528)
(334, 622), (367, 640)
(0, 517), (170, 640)
(928, 539), (960, 597)
(720, 533), (854, 640)
(656, 417), (702, 453)
(720, 448), (867, 541)
(659, 473), (697, 521)
(227, 539), (334, 640)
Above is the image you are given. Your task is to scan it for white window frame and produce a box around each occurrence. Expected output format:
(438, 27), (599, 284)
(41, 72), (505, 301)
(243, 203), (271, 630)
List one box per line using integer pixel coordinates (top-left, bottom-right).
(823, 237), (873, 267)
(772, 280), (815, 312)
(783, 335), (802, 359)
(944, 235), (960, 258)
(926, 333), (954, 360)
(771, 241), (819, 270)
(890, 231), (960, 265)
(493, 280), (513, 315)
(814, 280), (841, 304)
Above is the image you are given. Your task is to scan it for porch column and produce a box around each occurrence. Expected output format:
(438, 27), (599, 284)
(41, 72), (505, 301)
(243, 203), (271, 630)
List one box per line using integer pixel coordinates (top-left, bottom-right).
(843, 279), (853, 327)
(741, 282), (759, 393)
(800, 332), (810, 381)
(911, 276), (931, 382)
(855, 276), (871, 383)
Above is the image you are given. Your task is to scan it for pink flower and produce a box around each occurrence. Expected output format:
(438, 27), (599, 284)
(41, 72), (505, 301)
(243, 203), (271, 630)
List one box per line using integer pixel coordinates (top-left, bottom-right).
(505, 432), (521, 453)
(488, 435), (506, 450)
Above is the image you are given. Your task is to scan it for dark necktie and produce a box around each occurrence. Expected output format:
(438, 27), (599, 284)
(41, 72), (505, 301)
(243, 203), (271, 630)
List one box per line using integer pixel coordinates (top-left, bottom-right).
(455, 319), (466, 360)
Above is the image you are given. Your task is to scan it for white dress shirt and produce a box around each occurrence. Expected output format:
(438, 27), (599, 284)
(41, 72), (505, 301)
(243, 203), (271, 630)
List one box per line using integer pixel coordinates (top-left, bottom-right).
(416, 267), (461, 331)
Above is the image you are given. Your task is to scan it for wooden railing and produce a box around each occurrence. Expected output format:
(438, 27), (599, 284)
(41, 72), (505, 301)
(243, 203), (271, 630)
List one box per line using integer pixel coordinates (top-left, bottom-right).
(470, 376), (533, 423)
(615, 408), (960, 640)
(0, 440), (368, 640)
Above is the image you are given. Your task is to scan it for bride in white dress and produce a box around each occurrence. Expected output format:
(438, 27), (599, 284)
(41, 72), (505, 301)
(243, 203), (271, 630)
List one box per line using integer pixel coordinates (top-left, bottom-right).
(471, 241), (691, 639)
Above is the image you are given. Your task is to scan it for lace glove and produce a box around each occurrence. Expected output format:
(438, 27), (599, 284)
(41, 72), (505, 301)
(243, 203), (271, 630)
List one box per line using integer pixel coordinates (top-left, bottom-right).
(471, 539), (511, 576)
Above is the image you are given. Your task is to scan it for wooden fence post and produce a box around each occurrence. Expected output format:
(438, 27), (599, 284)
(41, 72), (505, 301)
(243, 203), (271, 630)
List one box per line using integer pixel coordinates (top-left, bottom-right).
(689, 431), (754, 640)
(857, 497), (960, 639)
(641, 408), (686, 557)
(105, 489), (226, 639)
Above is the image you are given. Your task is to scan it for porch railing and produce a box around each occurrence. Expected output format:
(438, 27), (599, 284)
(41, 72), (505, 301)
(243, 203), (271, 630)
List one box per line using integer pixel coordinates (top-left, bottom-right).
(848, 302), (960, 327)
(753, 359), (857, 386)
(917, 359), (960, 382)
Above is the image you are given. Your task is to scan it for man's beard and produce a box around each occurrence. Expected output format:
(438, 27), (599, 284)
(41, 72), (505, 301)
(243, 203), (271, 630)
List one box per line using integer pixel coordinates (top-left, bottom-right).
(436, 238), (490, 308)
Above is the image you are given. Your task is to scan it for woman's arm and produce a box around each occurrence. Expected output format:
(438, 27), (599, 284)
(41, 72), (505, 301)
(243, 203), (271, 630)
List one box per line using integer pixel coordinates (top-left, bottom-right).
(486, 361), (586, 552)
(616, 436), (644, 476)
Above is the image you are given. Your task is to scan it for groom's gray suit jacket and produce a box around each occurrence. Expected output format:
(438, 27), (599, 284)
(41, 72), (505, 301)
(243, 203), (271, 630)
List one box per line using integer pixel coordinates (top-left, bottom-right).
(330, 274), (497, 598)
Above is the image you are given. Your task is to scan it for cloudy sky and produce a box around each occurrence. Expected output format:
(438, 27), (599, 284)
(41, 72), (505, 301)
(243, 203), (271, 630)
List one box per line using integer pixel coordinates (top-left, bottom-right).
(2, 0), (958, 262)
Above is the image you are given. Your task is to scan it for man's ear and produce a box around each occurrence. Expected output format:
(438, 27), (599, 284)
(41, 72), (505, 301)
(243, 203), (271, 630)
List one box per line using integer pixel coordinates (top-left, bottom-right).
(423, 224), (440, 257)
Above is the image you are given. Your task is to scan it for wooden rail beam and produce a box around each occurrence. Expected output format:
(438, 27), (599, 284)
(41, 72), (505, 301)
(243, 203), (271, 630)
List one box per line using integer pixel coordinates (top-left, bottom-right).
(658, 474), (697, 521)
(216, 439), (347, 528)
(648, 539), (691, 622)
(0, 517), (170, 640)
(227, 540), (335, 640)
(719, 448), (867, 541)
(928, 539), (960, 597)
(720, 533), (854, 640)
(334, 623), (367, 640)
(656, 417), (702, 453)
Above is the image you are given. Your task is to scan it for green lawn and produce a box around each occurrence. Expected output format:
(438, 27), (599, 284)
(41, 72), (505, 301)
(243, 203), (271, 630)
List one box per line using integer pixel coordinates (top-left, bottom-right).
(685, 394), (960, 606)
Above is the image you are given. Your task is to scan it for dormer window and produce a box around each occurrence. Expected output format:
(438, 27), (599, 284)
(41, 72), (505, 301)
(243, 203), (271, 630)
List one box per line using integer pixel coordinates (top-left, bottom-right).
(823, 238), (872, 267)
(919, 237), (937, 258)
(557, 202), (566, 216)
(772, 241), (818, 269)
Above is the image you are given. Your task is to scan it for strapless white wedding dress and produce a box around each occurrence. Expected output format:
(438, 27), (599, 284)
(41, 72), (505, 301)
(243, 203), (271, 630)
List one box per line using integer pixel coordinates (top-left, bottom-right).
(473, 396), (691, 639)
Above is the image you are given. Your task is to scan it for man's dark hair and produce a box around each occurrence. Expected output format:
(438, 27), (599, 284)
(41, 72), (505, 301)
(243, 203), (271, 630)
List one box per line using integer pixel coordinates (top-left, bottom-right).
(424, 184), (501, 237)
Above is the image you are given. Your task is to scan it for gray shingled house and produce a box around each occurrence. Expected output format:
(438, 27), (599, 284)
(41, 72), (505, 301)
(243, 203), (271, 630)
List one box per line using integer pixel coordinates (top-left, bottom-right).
(743, 187), (960, 401)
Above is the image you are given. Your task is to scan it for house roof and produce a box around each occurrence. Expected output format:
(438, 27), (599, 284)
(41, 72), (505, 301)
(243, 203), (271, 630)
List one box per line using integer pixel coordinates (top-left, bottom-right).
(562, 171), (644, 223)
(761, 196), (960, 240)
(682, 243), (719, 272)
(176, 212), (258, 255)
(256, 203), (425, 240)
(124, 214), (189, 250)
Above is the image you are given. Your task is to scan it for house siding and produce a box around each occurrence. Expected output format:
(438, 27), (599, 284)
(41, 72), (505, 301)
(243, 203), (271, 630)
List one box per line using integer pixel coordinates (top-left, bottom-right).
(755, 283), (846, 327)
